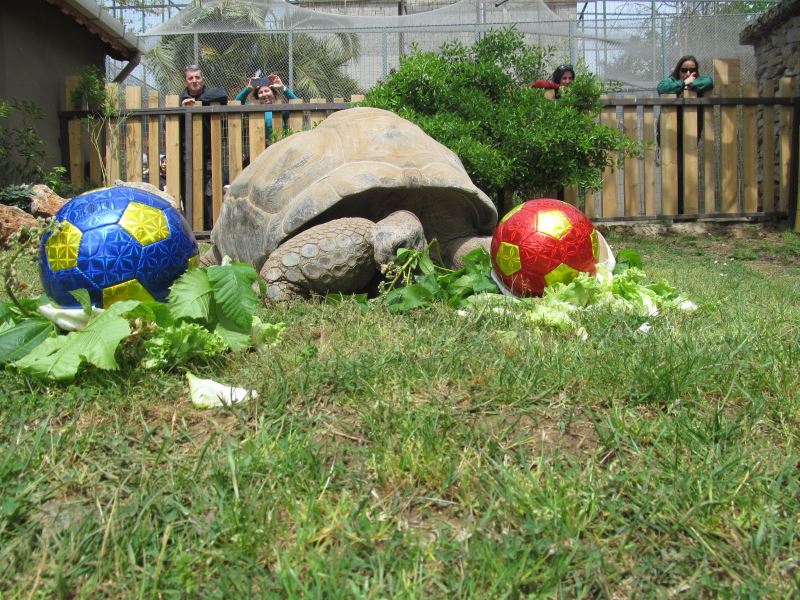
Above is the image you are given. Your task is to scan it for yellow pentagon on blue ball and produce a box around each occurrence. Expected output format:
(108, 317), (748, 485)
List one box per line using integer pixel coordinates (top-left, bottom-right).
(537, 210), (573, 240)
(544, 262), (580, 287)
(496, 241), (522, 276)
(119, 201), (169, 246)
(102, 279), (157, 306)
(45, 221), (83, 271)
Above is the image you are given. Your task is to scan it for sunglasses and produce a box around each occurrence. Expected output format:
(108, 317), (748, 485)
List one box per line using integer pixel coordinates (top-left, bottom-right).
(558, 64), (574, 71)
(680, 67), (698, 74)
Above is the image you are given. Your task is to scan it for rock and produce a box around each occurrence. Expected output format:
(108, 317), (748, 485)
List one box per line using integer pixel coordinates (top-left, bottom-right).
(29, 184), (67, 218)
(0, 204), (38, 247)
(114, 180), (181, 211)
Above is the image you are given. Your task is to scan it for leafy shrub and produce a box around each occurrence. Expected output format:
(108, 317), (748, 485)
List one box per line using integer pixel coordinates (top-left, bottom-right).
(0, 98), (47, 186)
(361, 28), (638, 210)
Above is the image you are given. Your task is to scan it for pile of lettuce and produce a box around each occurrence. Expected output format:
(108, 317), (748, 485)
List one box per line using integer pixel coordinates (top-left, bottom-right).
(376, 247), (697, 329)
(0, 261), (284, 382)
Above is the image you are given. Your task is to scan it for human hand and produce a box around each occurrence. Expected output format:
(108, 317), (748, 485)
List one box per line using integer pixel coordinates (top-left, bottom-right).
(182, 97), (196, 107)
(684, 74), (697, 88)
(268, 73), (285, 89)
(248, 77), (258, 89)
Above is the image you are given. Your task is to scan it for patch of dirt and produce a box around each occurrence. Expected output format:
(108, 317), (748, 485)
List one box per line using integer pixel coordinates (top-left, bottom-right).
(471, 409), (600, 460)
(602, 221), (800, 269)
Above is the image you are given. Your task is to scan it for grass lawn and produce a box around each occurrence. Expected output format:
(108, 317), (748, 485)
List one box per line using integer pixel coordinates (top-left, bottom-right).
(1, 225), (799, 597)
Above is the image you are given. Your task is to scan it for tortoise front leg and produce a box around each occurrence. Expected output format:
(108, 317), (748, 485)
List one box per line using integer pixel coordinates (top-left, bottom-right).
(260, 217), (378, 302)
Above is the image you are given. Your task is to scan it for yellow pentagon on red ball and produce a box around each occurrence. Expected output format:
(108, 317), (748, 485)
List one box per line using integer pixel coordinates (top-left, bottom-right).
(590, 229), (600, 260)
(495, 242), (522, 276)
(544, 262), (580, 287)
(46, 221), (83, 271)
(500, 203), (524, 224)
(536, 210), (572, 240)
(102, 279), (156, 307)
(119, 201), (169, 246)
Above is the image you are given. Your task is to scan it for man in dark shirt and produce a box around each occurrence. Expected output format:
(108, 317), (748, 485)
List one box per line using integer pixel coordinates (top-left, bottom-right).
(179, 65), (227, 231)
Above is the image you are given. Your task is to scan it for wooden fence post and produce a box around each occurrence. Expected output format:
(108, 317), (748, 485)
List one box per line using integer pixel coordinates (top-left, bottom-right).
(191, 112), (204, 231)
(682, 88), (700, 215)
(210, 106), (224, 226)
(147, 90), (160, 189)
(65, 75), (84, 189)
(742, 82), (758, 213)
(660, 104), (679, 216)
(288, 98), (304, 132)
(125, 86), (143, 181)
(309, 98), (327, 130)
(248, 111), (266, 162)
(600, 102), (618, 218)
(623, 95), (638, 216)
(715, 58), (741, 213)
(105, 83), (121, 183)
(228, 100), (243, 182)
(164, 95), (181, 206)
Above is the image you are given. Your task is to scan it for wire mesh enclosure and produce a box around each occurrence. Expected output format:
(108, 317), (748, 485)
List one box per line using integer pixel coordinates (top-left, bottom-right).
(101, 0), (771, 98)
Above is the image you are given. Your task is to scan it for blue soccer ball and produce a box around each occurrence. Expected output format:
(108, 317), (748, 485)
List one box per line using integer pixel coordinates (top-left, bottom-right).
(40, 186), (199, 308)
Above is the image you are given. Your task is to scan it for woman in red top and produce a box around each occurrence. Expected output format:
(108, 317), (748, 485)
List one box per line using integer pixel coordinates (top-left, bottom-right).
(531, 64), (575, 98)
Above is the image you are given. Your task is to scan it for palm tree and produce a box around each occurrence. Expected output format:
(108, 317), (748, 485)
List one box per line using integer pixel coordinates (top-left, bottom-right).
(143, 0), (361, 100)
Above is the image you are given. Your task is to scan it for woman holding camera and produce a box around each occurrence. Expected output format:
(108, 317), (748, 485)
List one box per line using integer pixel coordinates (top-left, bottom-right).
(234, 73), (299, 140)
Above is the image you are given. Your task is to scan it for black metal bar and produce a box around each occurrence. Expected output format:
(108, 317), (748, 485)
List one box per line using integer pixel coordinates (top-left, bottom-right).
(57, 114), (71, 178)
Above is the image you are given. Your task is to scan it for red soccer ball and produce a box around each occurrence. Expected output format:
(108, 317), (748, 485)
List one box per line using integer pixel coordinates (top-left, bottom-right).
(490, 198), (600, 297)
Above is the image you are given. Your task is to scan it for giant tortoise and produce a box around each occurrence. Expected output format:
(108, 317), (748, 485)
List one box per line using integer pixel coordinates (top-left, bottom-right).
(204, 107), (498, 300)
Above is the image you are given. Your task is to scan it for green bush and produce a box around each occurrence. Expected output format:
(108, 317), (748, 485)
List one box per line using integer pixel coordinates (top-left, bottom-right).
(0, 98), (47, 187)
(361, 28), (638, 211)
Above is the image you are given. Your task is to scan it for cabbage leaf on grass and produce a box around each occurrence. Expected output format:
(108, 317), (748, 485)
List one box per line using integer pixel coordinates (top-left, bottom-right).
(9, 260), (283, 382)
(380, 247), (697, 332)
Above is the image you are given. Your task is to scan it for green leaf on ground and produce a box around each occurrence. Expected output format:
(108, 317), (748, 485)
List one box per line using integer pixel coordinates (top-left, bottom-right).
(0, 319), (55, 364)
(207, 263), (259, 331)
(13, 301), (138, 381)
(168, 268), (213, 321)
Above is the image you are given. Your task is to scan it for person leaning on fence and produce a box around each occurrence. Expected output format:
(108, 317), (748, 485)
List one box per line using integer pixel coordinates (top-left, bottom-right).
(234, 73), (299, 142)
(656, 55), (713, 215)
(530, 64), (575, 99)
(178, 65), (228, 231)
(657, 55), (714, 98)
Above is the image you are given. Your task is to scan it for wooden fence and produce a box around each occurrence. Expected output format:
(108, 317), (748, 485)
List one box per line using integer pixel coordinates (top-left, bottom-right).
(60, 58), (799, 234)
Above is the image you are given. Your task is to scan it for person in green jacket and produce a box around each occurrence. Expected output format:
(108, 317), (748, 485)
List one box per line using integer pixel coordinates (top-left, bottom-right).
(234, 73), (299, 141)
(656, 55), (713, 216)
(657, 55), (714, 97)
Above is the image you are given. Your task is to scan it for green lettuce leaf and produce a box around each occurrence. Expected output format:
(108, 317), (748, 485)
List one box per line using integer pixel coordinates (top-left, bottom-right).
(143, 322), (226, 369)
(13, 301), (138, 381)
(0, 319), (55, 364)
(168, 268), (213, 321)
(207, 263), (259, 331)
